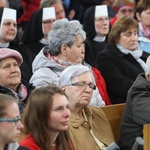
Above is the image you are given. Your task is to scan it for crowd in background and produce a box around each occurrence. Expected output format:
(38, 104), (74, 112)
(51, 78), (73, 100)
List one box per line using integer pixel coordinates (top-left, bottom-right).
(0, 0), (150, 149)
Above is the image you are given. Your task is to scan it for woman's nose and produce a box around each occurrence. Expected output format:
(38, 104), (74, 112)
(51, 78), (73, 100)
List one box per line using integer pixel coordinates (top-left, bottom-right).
(64, 109), (70, 118)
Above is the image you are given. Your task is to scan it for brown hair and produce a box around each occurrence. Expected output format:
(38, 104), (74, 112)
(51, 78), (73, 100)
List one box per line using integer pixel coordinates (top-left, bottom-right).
(23, 85), (72, 150)
(0, 94), (18, 117)
(136, 0), (150, 15)
(108, 16), (138, 44)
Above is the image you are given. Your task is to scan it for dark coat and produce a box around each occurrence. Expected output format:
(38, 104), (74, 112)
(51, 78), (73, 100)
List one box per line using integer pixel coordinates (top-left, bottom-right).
(21, 8), (43, 44)
(0, 80), (35, 113)
(96, 44), (149, 104)
(20, 42), (45, 82)
(17, 146), (30, 150)
(118, 73), (150, 149)
(20, 8), (48, 82)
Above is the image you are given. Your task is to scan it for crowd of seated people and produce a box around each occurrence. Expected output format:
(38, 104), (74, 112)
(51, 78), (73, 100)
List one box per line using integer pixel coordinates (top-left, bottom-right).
(0, 0), (149, 149)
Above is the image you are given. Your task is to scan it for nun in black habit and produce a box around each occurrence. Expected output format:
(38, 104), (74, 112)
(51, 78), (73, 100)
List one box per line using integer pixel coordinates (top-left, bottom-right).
(20, 7), (56, 82)
(82, 5), (110, 67)
(0, 7), (20, 50)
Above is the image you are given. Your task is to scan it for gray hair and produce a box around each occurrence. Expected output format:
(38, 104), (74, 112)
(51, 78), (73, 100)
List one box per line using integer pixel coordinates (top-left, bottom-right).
(48, 18), (86, 56)
(40, 0), (62, 8)
(145, 56), (150, 76)
(59, 65), (96, 86)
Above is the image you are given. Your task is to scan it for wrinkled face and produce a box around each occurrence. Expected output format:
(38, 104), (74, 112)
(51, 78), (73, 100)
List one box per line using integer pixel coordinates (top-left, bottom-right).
(63, 72), (94, 109)
(49, 94), (70, 132)
(116, 6), (135, 18)
(0, 102), (23, 145)
(136, 9), (150, 29)
(66, 35), (85, 63)
(42, 19), (55, 37)
(0, 19), (17, 43)
(0, 57), (21, 91)
(51, 3), (65, 20)
(118, 27), (138, 51)
(95, 16), (110, 36)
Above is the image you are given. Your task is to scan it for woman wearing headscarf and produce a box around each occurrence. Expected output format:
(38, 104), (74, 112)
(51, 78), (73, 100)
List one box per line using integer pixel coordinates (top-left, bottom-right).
(110, 0), (135, 26)
(20, 7), (56, 82)
(82, 5), (110, 67)
(0, 7), (19, 50)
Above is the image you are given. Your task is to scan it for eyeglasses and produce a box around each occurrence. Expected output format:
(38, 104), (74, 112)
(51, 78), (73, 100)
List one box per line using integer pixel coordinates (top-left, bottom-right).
(67, 82), (96, 90)
(0, 116), (21, 126)
(119, 8), (134, 14)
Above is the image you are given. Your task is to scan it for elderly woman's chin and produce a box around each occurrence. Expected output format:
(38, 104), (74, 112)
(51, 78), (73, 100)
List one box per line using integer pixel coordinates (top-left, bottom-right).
(80, 98), (91, 107)
(10, 78), (21, 86)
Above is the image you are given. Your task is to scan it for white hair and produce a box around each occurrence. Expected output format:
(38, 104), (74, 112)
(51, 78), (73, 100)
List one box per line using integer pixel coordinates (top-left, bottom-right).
(59, 64), (96, 87)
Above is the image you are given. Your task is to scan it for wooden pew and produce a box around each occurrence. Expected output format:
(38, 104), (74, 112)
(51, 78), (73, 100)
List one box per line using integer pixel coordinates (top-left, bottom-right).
(101, 103), (126, 142)
(143, 124), (150, 150)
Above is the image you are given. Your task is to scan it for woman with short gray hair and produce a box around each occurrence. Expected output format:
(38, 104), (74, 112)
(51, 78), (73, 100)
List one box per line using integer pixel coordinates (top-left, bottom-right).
(30, 18), (86, 87)
(30, 18), (105, 107)
(48, 18), (86, 56)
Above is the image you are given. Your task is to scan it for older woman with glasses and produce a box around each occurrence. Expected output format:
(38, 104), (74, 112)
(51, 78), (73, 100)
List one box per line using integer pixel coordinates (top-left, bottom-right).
(0, 94), (29, 150)
(59, 65), (115, 150)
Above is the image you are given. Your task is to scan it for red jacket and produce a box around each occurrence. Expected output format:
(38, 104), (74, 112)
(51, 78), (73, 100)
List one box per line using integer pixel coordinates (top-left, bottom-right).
(18, 0), (41, 24)
(110, 17), (117, 26)
(20, 134), (74, 150)
(20, 135), (56, 150)
(92, 67), (112, 105)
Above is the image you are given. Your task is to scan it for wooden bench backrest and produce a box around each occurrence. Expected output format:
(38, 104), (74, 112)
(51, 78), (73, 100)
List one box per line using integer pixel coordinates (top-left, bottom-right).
(143, 124), (150, 150)
(101, 103), (126, 142)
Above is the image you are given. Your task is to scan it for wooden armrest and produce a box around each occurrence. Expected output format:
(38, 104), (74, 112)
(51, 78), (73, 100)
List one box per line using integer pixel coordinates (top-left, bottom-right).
(143, 124), (150, 150)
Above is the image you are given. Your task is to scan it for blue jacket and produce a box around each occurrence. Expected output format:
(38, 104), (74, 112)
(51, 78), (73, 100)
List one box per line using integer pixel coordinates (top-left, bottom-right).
(138, 30), (150, 53)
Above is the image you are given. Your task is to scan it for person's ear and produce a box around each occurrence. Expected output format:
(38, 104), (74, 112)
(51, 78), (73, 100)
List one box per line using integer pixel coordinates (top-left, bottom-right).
(61, 44), (68, 56)
(136, 12), (141, 21)
(146, 73), (150, 81)
(61, 85), (66, 92)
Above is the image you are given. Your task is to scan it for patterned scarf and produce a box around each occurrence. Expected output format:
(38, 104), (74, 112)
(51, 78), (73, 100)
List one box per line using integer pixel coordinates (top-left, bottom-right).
(0, 83), (27, 101)
(139, 22), (150, 39)
(45, 52), (79, 66)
